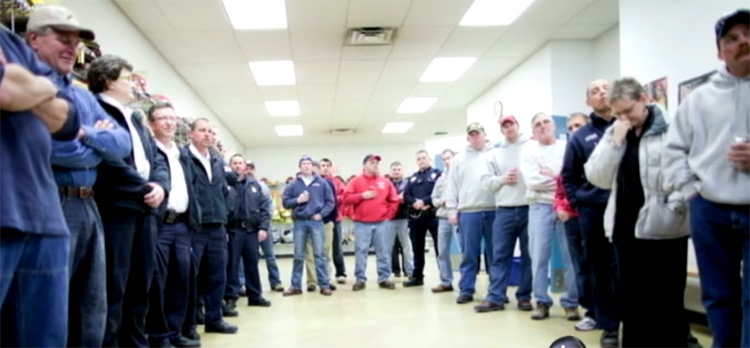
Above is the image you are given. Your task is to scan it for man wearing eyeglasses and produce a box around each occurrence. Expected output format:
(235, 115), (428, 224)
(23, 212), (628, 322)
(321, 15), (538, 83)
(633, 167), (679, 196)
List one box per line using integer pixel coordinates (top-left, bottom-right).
(25, 6), (134, 347)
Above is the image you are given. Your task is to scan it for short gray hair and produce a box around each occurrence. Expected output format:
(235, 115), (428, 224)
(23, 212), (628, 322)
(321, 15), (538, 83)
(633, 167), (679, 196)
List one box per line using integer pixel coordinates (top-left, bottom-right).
(87, 54), (133, 94)
(530, 112), (547, 125)
(25, 25), (54, 40)
(610, 77), (647, 103)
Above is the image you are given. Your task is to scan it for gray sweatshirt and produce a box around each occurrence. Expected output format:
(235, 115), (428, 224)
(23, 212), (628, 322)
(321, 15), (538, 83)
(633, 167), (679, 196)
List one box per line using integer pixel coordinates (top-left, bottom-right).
(664, 66), (750, 205)
(431, 170), (450, 219)
(445, 144), (496, 213)
(481, 136), (529, 207)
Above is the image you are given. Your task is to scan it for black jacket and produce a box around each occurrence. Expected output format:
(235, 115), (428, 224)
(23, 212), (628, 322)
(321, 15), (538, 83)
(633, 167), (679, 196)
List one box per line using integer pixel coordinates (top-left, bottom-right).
(154, 146), (201, 232)
(185, 146), (231, 225)
(227, 176), (271, 232)
(94, 99), (170, 214)
(404, 167), (442, 218)
(561, 112), (614, 209)
(390, 177), (409, 220)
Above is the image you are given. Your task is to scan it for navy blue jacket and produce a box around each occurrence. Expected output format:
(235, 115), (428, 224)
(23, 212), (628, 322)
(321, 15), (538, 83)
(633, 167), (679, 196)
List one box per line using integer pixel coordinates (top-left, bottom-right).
(561, 112), (615, 209)
(390, 177), (410, 220)
(227, 176), (271, 232)
(404, 167), (442, 217)
(155, 146), (201, 232)
(94, 100), (170, 215)
(0, 28), (80, 235)
(185, 146), (231, 225)
(282, 175), (335, 221)
(322, 177), (339, 224)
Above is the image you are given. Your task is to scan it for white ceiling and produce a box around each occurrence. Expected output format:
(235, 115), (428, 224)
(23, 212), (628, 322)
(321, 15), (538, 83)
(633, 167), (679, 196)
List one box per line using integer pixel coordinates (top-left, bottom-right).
(115, 0), (618, 147)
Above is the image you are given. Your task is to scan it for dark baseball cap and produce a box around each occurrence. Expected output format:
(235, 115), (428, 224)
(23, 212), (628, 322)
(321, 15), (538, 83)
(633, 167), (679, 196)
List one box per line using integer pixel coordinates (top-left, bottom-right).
(716, 9), (749, 44)
(299, 155), (313, 166)
(363, 154), (381, 164)
(466, 122), (485, 134)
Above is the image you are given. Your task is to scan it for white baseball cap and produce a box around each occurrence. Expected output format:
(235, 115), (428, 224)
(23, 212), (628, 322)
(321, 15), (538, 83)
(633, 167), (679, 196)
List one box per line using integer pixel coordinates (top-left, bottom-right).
(27, 5), (95, 41)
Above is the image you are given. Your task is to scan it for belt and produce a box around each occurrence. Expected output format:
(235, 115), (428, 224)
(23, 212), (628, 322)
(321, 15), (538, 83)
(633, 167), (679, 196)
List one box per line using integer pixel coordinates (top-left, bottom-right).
(164, 209), (187, 224)
(229, 221), (248, 229)
(59, 186), (94, 199)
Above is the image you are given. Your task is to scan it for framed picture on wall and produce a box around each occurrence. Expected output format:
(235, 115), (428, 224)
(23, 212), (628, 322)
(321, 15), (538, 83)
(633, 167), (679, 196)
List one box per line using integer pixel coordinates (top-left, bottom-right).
(643, 76), (669, 111)
(678, 70), (716, 105)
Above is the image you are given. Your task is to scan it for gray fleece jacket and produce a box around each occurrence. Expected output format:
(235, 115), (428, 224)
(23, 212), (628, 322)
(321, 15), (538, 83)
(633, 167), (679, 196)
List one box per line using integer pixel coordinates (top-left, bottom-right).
(481, 136), (529, 207)
(445, 143), (496, 213)
(664, 66), (750, 205)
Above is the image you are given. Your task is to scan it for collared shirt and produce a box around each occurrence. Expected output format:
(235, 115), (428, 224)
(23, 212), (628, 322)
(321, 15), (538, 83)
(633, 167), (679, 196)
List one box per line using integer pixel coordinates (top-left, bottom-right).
(156, 140), (189, 213)
(100, 94), (150, 180)
(189, 144), (212, 181)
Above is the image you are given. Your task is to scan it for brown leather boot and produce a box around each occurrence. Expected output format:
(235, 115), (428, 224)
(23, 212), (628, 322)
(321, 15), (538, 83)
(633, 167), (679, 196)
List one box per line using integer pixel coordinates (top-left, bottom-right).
(531, 302), (550, 320)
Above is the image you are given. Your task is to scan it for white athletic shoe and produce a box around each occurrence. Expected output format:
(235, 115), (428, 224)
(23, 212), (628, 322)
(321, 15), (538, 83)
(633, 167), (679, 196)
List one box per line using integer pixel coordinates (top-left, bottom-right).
(574, 316), (597, 331)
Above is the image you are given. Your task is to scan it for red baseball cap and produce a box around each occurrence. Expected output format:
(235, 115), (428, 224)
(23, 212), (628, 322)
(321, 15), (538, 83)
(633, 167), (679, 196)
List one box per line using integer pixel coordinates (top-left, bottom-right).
(363, 154), (381, 164)
(500, 115), (518, 125)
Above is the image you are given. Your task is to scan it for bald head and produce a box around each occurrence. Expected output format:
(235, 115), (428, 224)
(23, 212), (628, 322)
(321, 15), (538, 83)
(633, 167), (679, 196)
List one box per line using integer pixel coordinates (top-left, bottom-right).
(585, 79), (612, 117)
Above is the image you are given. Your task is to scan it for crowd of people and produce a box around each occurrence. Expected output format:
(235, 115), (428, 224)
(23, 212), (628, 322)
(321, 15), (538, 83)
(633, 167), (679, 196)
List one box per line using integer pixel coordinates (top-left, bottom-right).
(0, 3), (748, 348)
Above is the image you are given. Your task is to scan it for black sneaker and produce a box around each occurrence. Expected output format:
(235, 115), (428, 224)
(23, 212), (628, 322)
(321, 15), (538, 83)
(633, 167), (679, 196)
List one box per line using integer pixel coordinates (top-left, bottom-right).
(600, 330), (619, 348)
(171, 335), (201, 348)
(474, 300), (505, 313)
(329, 284), (337, 291)
(183, 330), (200, 341)
(205, 321), (238, 334)
(222, 302), (238, 317)
(456, 294), (474, 304)
(248, 297), (272, 307)
(307, 284), (317, 292)
(403, 278), (424, 287)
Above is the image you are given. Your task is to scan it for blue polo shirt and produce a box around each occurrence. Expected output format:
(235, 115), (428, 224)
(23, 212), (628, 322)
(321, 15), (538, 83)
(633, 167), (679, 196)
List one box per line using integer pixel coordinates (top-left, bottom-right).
(0, 28), (80, 236)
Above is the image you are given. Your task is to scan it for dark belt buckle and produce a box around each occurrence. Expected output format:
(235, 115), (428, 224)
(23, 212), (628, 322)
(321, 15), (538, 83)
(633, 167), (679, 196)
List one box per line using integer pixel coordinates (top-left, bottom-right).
(60, 186), (94, 199)
(164, 210), (178, 224)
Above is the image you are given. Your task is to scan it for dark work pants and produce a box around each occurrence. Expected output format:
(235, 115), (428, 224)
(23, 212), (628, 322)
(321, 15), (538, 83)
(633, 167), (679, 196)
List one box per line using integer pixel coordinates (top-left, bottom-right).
(564, 217), (594, 318)
(391, 239), (406, 275)
(577, 205), (620, 332)
(182, 249), (198, 337)
(225, 227), (262, 300)
(147, 220), (192, 341)
(101, 210), (156, 347)
(409, 216), (438, 280)
(190, 224), (227, 328)
(332, 221), (346, 278)
(615, 231), (688, 347)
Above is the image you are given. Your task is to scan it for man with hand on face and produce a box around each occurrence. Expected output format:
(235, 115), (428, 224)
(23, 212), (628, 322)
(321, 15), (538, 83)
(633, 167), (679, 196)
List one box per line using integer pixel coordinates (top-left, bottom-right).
(184, 118), (237, 334)
(281, 156), (335, 297)
(665, 10), (750, 348)
(403, 150), (442, 287)
(224, 154), (272, 311)
(145, 103), (201, 348)
(343, 155), (401, 291)
(85, 53), (169, 347)
(476, 115), (533, 313)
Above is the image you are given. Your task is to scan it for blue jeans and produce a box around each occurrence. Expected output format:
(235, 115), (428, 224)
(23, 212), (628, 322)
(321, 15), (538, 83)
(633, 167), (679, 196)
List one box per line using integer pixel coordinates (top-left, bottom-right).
(528, 203), (578, 308)
(290, 220), (329, 290)
(690, 195), (749, 348)
(0, 230), (69, 347)
(386, 219), (414, 276)
(487, 206), (532, 304)
(458, 210), (495, 296)
(353, 221), (391, 283)
(259, 234), (282, 287)
(63, 197), (106, 347)
(437, 219), (458, 286)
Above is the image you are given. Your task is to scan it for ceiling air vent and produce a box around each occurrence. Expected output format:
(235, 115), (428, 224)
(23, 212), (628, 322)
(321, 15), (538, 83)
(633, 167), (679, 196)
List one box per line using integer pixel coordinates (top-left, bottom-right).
(434, 131), (449, 136)
(331, 128), (355, 135)
(346, 27), (396, 46)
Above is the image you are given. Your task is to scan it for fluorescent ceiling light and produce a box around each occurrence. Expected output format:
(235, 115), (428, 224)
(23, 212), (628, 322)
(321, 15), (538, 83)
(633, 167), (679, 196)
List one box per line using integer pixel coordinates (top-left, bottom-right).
(459, 0), (535, 26)
(222, 0), (288, 30)
(382, 122), (414, 134)
(275, 125), (303, 137)
(419, 57), (477, 82)
(265, 101), (300, 117)
(249, 60), (295, 86)
(397, 97), (437, 114)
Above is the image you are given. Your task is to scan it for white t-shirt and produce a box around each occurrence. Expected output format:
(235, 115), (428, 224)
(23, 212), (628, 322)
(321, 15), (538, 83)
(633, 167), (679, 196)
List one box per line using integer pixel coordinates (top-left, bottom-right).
(520, 139), (567, 204)
(156, 140), (189, 213)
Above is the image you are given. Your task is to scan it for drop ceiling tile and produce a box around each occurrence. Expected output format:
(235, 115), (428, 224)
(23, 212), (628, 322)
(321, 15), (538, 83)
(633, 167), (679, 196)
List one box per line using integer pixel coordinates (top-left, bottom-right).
(303, 102), (334, 116)
(298, 84), (337, 102)
(569, 0), (619, 25)
(515, 0), (592, 25)
(157, 1), (232, 31)
(290, 28), (345, 60)
(402, 1), (473, 27)
(335, 83), (376, 101)
(337, 60), (386, 83)
(408, 82), (451, 97)
(483, 25), (560, 57)
(341, 46), (393, 60)
(287, 1), (348, 28)
(461, 57), (520, 81)
(236, 31), (293, 60)
(332, 102), (367, 117)
(259, 86), (299, 100)
(115, 1), (173, 33)
(550, 23), (614, 39)
(379, 59), (431, 82)
(166, 31), (244, 64)
(389, 26), (454, 59)
(438, 27), (507, 56)
(371, 82), (414, 100)
(296, 61), (340, 84)
(347, 1), (411, 27)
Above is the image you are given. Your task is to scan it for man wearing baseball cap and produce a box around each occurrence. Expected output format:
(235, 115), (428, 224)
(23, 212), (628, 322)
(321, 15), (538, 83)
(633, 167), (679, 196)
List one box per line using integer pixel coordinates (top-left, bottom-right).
(343, 154), (400, 291)
(665, 9), (750, 348)
(475, 115), (534, 314)
(445, 123), (496, 305)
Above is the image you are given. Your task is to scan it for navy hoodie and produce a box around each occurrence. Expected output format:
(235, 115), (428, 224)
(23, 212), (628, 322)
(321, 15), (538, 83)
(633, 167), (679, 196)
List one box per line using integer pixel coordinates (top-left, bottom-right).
(282, 175), (335, 220)
(561, 112), (615, 209)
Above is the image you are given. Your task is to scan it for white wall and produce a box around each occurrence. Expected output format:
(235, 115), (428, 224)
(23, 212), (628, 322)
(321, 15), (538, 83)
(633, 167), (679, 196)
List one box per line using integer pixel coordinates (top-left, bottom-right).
(619, 0), (746, 116)
(60, 0), (244, 154)
(593, 26), (621, 82)
(549, 40), (595, 117)
(246, 143), (425, 182)
(467, 45), (553, 143)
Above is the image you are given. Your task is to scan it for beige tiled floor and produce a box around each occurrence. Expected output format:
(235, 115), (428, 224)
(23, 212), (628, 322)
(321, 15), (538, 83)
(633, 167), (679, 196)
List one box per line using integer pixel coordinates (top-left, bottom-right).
(202, 254), (712, 348)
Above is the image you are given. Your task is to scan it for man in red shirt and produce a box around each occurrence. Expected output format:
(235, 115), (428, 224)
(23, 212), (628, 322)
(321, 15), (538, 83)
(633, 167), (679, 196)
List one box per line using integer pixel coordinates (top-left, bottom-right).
(343, 155), (400, 291)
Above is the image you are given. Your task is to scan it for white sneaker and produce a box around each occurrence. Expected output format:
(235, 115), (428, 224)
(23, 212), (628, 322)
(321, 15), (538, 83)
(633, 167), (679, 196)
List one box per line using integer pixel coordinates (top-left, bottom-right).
(336, 276), (346, 284)
(574, 317), (597, 331)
